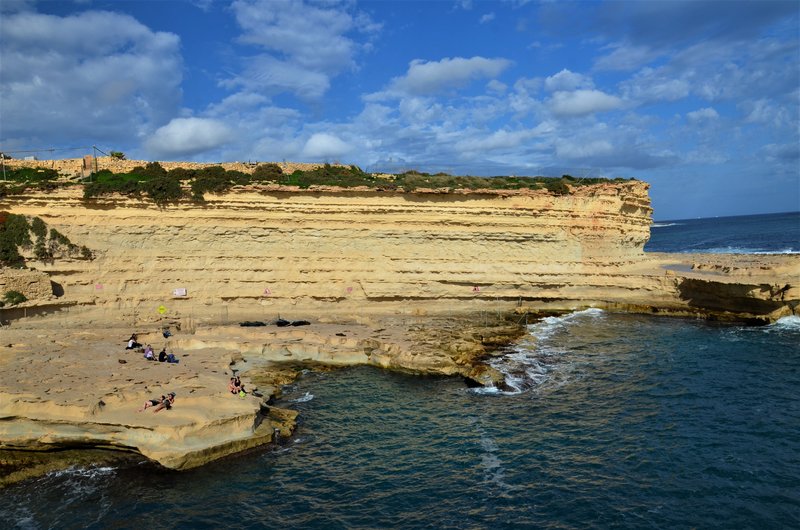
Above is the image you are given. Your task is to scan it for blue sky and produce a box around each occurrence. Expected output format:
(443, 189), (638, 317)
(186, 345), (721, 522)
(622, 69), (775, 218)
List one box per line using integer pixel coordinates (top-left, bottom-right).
(0, 0), (798, 220)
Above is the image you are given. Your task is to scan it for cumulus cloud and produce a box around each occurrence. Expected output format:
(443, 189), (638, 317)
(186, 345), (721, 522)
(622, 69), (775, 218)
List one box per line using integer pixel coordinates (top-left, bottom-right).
(227, 0), (379, 100)
(548, 89), (624, 116)
(302, 133), (352, 159)
(385, 56), (512, 96)
(0, 10), (181, 148)
(544, 69), (593, 92)
(686, 107), (719, 123)
(145, 118), (233, 158)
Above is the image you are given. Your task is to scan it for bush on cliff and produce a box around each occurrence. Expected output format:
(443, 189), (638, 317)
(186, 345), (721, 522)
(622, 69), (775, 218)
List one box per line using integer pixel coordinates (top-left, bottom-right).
(1, 167), (59, 183)
(252, 163), (283, 180)
(281, 164), (373, 188)
(141, 175), (183, 205)
(3, 290), (27, 306)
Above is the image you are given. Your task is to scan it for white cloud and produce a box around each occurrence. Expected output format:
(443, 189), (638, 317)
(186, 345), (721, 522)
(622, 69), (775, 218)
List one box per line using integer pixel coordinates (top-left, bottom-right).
(686, 107), (719, 123)
(302, 133), (352, 159)
(544, 69), (593, 92)
(548, 89), (624, 116)
(0, 10), (181, 148)
(480, 13), (495, 24)
(222, 55), (331, 100)
(145, 118), (233, 158)
(227, 0), (379, 100)
(555, 139), (614, 159)
(594, 43), (661, 71)
(385, 56), (512, 96)
(486, 79), (507, 94)
(620, 67), (690, 103)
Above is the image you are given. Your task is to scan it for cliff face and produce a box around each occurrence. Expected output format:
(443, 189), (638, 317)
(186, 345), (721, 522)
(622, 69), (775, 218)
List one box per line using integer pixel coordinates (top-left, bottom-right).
(1, 182), (654, 321)
(1, 180), (797, 476)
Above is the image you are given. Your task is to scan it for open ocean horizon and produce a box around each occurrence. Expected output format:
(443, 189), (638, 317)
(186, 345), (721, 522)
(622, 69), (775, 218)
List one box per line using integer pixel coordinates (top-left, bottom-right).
(1, 212), (799, 529)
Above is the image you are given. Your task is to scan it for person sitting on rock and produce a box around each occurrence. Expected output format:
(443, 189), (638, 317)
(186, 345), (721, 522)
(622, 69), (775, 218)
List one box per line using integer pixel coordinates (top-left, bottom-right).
(143, 344), (154, 360)
(126, 334), (142, 350)
(153, 392), (176, 413)
(234, 375), (246, 395)
(162, 328), (172, 339)
(158, 348), (167, 362)
(138, 395), (166, 412)
(228, 377), (238, 394)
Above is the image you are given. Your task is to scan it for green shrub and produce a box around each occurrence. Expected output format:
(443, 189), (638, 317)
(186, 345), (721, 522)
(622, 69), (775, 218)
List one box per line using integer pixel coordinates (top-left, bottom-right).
(252, 163), (283, 180)
(168, 167), (198, 180)
(3, 290), (27, 305)
(4, 214), (32, 247)
(542, 179), (570, 195)
(141, 175), (183, 205)
(131, 162), (168, 179)
(0, 236), (23, 267)
(33, 237), (52, 262)
(30, 217), (46, 239)
(110, 151), (126, 160)
(49, 228), (71, 246)
(2, 167), (59, 182)
(190, 173), (234, 202)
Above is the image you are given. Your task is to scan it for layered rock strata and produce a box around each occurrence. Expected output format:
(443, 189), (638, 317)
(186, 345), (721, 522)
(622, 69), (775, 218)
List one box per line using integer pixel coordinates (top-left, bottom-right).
(0, 179), (797, 478)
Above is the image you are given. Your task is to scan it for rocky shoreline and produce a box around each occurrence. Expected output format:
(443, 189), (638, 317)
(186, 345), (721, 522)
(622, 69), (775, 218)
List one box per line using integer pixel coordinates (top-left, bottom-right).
(0, 311), (527, 487)
(1, 180), (797, 486)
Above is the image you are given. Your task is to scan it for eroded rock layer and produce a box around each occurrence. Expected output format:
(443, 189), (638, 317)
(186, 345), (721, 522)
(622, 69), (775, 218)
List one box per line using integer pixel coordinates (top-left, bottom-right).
(3, 182), (655, 320)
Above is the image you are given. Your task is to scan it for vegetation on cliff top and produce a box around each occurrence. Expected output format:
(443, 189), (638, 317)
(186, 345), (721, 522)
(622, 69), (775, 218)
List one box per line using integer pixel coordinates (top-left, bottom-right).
(1, 162), (634, 204)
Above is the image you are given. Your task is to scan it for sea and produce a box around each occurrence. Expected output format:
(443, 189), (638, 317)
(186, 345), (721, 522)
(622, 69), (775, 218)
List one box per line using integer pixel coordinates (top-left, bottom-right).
(1, 212), (799, 529)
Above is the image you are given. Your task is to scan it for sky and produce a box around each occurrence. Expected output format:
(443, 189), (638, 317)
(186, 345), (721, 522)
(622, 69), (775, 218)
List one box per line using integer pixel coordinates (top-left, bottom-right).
(0, 0), (798, 220)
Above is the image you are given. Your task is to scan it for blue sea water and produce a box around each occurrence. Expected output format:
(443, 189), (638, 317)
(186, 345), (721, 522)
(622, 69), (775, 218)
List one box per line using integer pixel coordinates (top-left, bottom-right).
(645, 211), (800, 254)
(2, 213), (800, 529)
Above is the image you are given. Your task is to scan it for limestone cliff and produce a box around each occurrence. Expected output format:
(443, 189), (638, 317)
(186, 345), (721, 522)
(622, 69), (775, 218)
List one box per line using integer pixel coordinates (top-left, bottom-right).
(1, 182), (654, 320)
(1, 178), (797, 478)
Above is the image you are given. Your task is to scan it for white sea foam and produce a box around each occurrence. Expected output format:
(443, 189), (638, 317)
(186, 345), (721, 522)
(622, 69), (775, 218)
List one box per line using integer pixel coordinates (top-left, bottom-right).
(290, 392), (314, 403)
(48, 465), (116, 480)
(685, 246), (799, 255)
(651, 222), (681, 227)
(771, 315), (800, 330)
(475, 309), (604, 395)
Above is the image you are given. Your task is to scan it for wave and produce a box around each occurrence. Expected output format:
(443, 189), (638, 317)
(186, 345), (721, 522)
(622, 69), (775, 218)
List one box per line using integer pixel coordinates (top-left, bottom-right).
(771, 315), (800, 331)
(681, 247), (799, 255)
(48, 465), (117, 480)
(475, 309), (605, 395)
(651, 222), (681, 228)
(289, 392), (314, 403)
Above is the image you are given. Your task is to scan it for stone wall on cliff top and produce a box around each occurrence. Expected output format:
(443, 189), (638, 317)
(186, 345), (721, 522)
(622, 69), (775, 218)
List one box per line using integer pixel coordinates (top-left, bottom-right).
(0, 180), (653, 322)
(1, 156), (331, 177)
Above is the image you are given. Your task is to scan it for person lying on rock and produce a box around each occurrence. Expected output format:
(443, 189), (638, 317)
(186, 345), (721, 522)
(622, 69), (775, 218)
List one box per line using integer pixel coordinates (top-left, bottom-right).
(153, 392), (176, 413)
(126, 334), (142, 350)
(166, 352), (179, 364)
(138, 395), (166, 412)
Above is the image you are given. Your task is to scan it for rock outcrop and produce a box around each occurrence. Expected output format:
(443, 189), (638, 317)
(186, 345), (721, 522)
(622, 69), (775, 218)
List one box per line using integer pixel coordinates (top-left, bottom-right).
(0, 174), (797, 479)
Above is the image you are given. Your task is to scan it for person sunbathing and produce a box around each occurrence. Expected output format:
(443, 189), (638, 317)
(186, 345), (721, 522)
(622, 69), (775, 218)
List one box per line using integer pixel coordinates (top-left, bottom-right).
(152, 392), (176, 413)
(138, 395), (165, 412)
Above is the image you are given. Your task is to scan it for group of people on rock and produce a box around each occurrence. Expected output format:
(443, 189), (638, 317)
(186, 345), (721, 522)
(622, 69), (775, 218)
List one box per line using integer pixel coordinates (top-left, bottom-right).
(143, 344), (178, 363)
(126, 332), (179, 363)
(229, 375), (246, 397)
(138, 392), (176, 412)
